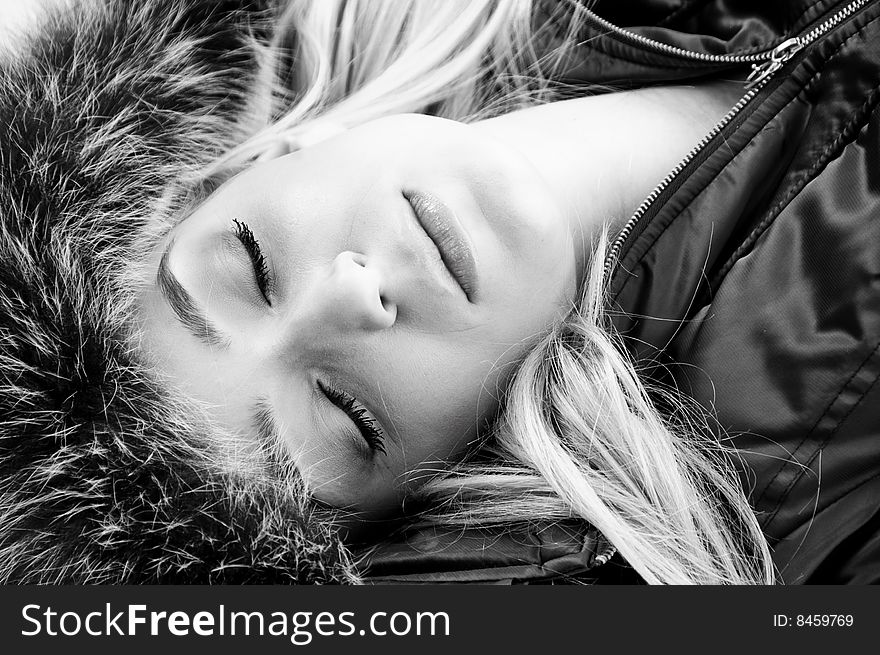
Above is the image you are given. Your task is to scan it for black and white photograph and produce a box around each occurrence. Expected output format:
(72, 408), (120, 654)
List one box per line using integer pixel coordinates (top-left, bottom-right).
(0, 0), (878, 645)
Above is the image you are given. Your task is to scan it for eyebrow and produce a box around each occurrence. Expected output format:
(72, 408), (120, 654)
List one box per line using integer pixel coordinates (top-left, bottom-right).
(156, 241), (229, 348)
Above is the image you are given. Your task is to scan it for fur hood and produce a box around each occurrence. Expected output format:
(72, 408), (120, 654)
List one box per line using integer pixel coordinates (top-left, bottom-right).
(0, 0), (356, 583)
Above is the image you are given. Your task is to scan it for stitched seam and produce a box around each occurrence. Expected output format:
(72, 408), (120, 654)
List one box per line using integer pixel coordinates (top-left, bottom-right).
(613, 8), (880, 304)
(712, 81), (880, 286)
(756, 341), (880, 506)
(799, 361), (880, 471)
(756, 340), (880, 516)
(612, 93), (803, 304)
(712, 9), (880, 281)
(763, 347), (880, 529)
(773, 468), (880, 571)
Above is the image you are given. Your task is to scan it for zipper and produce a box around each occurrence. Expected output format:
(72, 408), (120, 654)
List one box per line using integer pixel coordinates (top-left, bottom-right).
(599, 0), (872, 282)
(570, 1), (777, 68)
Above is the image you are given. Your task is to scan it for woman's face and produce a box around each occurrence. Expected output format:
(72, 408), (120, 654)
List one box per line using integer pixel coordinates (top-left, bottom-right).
(138, 114), (577, 515)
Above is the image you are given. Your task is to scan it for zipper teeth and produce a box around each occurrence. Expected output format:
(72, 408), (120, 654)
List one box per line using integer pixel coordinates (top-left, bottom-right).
(601, 0), (870, 281)
(574, 2), (771, 64)
(800, 0), (869, 44)
(602, 83), (763, 278)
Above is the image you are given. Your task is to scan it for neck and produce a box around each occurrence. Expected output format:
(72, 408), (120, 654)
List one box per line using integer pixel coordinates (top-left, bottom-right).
(471, 81), (743, 277)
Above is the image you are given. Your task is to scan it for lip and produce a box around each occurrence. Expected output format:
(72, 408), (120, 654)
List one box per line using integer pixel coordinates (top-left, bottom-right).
(404, 190), (478, 301)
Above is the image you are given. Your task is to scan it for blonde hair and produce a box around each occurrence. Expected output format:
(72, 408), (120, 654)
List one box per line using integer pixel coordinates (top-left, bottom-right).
(203, 0), (578, 174)
(200, 0), (775, 584)
(417, 234), (775, 584)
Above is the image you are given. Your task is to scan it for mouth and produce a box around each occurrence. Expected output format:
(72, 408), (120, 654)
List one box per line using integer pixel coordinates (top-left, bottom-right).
(404, 190), (478, 302)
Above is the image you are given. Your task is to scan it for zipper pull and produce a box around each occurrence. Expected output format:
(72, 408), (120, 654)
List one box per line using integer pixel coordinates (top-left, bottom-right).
(745, 37), (803, 89)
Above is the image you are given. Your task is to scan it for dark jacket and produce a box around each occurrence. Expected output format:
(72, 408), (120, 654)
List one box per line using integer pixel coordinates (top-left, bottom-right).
(598, 0), (880, 585)
(368, 0), (880, 584)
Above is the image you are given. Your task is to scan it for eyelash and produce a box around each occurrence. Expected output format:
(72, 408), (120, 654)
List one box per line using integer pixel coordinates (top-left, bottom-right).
(232, 219), (272, 304)
(317, 380), (387, 456)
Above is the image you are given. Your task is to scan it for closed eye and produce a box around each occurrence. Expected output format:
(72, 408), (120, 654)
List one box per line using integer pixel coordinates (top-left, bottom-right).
(233, 218), (272, 304)
(317, 379), (387, 456)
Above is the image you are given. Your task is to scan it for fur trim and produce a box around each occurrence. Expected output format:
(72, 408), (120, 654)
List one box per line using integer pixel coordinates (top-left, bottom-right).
(0, 0), (356, 583)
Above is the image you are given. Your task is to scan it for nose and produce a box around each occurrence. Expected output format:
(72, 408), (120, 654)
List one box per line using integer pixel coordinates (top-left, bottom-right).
(308, 251), (397, 332)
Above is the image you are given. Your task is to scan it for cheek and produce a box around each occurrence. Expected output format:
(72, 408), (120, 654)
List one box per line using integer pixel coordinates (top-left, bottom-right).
(404, 356), (508, 446)
(490, 258), (576, 355)
(305, 463), (404, 517)
(509, 201), (577, 286)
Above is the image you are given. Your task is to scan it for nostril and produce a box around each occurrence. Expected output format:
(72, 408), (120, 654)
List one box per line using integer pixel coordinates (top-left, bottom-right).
(351, 252), (367, 268)
(380, 295), (398, 326)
